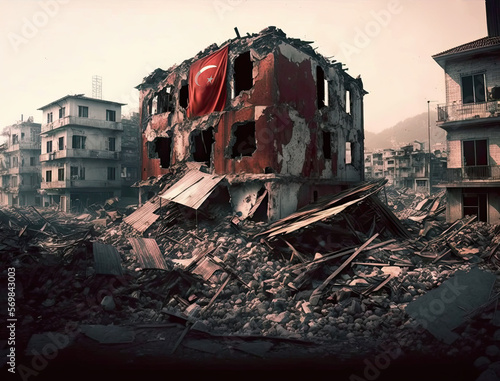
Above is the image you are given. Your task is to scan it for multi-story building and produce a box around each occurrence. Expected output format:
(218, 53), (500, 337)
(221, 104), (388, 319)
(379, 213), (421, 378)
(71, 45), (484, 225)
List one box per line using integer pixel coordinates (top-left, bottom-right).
(364, 140), (446, 193)
(120, 113), (141, 197)
(433, 0), (500, 223)
(137, 26), (367, 221)
(0, 117), (41, 206)
(38, 95), (124, 212)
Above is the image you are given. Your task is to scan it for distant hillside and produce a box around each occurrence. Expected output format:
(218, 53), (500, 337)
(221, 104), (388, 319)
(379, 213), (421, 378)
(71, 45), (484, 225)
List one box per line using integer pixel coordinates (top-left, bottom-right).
(365, 110), (446, 151)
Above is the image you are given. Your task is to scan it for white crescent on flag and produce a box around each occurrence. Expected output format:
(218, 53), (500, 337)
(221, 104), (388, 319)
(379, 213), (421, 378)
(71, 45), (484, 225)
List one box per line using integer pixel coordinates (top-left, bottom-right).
(195, 65), (217, 86)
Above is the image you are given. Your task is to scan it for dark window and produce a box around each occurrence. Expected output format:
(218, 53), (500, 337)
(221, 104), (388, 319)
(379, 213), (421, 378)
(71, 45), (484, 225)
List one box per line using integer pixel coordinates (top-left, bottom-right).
(316, 66), (325, 109)
(234, 51), (253, 96)
(58, 137), (64, 150)
(47, 112), (53, 123)
(72, 135), (86, 149)
(153, 137), (172, 168)
(59, 107), (65, 118)
(346, 89), (351, 114)
(106, 110), (116, 121)
(231, 122), (256, 158)
(322, 131), (332, 160)
(78, 106), (89, 118)
(58, 168), (64, 181)
(80, 167), (85, 180)
(157, 87), (173, 113)
(191, 127), (214, 163)
(70, 166), (78, 179)
(108, 137), (116, 151)
(179, 84), (189, 109)
(462, 74), (486, 104)
(30, 157), (35, 166)
(463, 139), (487, 166)
(107, 167), (116, 180)
(12, 134), (18, 145)
(463, 193), (487, 222)
(46, 140), (53, 153)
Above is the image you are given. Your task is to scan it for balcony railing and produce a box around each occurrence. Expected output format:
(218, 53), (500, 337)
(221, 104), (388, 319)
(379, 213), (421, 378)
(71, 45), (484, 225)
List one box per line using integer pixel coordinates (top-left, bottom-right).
(445, 166), (500, 182)
(5, 141), (41, 152)
(40, 149), (121, 162)
(437, 101), (500, 123)
(41, 179), (121, 189)
(41, 116), (123, 133)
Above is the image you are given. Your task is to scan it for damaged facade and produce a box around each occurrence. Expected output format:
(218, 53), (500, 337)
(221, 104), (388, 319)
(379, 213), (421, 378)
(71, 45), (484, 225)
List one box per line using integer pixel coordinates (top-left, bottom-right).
(0, 118), (42, 206)
(38, 95), (125, 212)
(433, 0), (500, 223)
(137, 26), (367, 221)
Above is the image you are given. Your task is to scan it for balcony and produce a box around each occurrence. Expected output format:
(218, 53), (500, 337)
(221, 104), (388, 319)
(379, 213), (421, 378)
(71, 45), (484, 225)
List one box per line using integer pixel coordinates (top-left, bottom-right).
(437, 101), (500, 123)
(444, 166), (500, 182)
(40, 149), (121, 162)
(5, 141), (41, 152)
(41, 116), (123, 133)
(41, 179), (122, 190)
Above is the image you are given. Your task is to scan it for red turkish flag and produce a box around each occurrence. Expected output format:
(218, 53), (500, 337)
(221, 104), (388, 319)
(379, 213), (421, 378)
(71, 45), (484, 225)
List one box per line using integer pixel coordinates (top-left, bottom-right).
(187, 45), (229, 118)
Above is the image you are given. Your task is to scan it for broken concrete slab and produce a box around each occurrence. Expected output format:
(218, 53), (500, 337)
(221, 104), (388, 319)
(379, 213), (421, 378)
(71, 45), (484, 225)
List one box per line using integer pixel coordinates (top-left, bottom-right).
(405, 267), (496, 344)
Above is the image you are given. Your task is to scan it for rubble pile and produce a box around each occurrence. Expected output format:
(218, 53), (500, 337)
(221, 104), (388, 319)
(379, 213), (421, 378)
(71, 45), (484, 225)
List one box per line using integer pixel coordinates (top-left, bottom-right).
(2, 176), (500, 377)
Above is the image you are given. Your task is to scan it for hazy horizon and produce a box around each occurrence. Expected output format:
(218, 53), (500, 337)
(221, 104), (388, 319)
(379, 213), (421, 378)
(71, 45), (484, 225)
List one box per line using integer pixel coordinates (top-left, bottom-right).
(0, 0), (488, 134)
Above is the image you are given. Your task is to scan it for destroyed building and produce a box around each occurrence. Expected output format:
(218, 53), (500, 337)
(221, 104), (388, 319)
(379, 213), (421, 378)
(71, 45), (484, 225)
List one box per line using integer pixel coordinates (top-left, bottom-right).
(136, 26), (367, 221)
(0, 117), (42, 206)
(38, 95), (125, 212)
(433, 0), (500, 223)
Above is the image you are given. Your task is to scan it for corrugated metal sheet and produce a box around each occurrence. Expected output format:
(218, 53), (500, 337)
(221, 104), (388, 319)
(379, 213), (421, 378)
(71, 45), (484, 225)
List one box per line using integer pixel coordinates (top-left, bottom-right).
(128, 237), (168, 270)
(192, 257), (221, 282)
(258, 180), (387, 238)
(123, 196), (162, 233)
(93, 242), (123, 276)
(160, 170), (225, 210)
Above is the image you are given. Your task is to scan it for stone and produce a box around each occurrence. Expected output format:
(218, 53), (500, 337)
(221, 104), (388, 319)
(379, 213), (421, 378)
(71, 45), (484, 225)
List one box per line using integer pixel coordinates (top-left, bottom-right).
(101, 295), (116, 311)
(486, 345), (500, 358)
(476, 369), (500, 381)
(489, 361), (500, 377)
(475, 356), (492, 369)
(494, 330), (500, 341)
(42, 298), (55, 307)
(266, 311), (290, 324)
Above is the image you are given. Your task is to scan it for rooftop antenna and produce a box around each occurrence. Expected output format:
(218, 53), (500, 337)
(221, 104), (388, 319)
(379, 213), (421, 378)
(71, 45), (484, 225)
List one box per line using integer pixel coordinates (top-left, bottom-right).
(92, 75), (102, 99)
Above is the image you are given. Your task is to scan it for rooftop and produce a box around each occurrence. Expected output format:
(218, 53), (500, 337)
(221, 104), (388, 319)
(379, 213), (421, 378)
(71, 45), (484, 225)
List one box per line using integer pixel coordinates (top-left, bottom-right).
(432, 36), (500, 64)
(38, 94), (126, 110)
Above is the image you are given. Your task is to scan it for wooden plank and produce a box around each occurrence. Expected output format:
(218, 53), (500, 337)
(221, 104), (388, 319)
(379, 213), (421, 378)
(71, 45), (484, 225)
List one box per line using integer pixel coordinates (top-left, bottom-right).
(309, 233), (379, 306)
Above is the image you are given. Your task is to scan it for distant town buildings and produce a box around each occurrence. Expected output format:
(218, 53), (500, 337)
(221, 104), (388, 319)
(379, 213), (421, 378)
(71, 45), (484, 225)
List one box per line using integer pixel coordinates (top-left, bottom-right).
(432, 0), (500, 223)
(364, 141), (447, 192)
(37, 95), (128, 212)
(0, 118), (41, 206)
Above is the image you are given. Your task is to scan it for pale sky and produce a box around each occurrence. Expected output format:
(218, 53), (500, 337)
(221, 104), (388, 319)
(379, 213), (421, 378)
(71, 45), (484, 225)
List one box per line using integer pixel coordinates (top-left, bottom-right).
(0, 0), (488, 134)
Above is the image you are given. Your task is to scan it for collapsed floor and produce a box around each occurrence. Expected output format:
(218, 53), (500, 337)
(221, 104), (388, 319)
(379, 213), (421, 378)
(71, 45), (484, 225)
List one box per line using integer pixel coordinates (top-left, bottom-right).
(2, 173), (500, 379)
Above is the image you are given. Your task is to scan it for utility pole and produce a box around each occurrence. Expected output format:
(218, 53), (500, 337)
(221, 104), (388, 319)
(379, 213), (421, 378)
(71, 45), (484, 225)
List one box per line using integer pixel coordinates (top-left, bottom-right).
(428, 100), (431, 196)
(427, 100), (437, 196)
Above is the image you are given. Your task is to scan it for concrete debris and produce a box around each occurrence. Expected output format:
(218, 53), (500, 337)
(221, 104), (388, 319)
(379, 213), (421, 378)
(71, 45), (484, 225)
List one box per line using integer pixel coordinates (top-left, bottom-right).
(2, 179), (500, 375)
